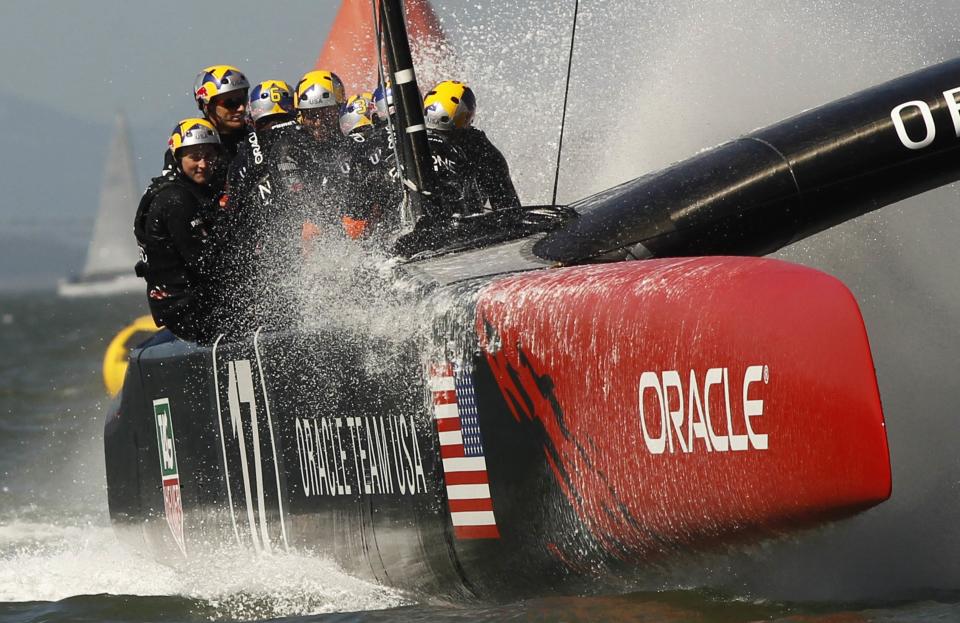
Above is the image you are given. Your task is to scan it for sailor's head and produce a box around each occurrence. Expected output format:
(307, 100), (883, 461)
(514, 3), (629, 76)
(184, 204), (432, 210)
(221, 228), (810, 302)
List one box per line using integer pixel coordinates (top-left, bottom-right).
(296, 70), (345, 141)
(424, 80), (476, 131)
(340, 92), (375, 136)
(372, 81), (394, 124)
(168, 118), (221, 185)
(247, 80), (296, 130)
(193, 65), (250, 133)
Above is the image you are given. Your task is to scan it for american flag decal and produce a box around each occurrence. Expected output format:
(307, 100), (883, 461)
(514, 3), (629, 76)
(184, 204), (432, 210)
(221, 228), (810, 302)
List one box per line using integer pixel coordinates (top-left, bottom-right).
(430, 362), (500, 539)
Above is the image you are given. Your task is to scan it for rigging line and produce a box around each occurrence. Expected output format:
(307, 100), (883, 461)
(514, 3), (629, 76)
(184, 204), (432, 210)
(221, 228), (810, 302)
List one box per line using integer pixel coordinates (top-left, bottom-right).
(371, 0), (385, 87)
(551, 0), (581, 207)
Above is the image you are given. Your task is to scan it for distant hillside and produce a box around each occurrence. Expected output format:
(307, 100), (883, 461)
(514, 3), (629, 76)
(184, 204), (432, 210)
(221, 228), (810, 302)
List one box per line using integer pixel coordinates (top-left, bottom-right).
(0, 89), (167, 290)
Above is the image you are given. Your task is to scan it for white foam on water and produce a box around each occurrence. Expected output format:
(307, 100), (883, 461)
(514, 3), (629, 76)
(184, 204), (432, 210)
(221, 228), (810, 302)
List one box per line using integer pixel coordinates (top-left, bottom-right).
(0, 519), (406, 619)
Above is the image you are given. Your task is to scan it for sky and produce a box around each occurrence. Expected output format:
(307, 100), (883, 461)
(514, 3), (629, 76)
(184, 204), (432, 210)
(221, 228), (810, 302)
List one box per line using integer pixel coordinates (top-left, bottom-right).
(0, 1), (339, 126)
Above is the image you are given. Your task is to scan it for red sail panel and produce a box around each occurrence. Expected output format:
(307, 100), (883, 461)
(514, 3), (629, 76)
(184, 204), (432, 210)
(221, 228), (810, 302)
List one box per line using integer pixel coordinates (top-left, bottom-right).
(315, 0), (447, 94)
(476, 257), (891, 556)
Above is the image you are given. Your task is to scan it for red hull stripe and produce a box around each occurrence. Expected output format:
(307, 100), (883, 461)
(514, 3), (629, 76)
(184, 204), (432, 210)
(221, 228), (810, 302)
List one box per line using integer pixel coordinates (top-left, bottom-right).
(449, 498), (494, 513)
(443, 470), (489, 485)
(440, 444), (465, 458)
(432, 390), (457, 405)
(429, 363), (454, 378)
(455, 525), (501, 539)
(435, 417), (461, 432)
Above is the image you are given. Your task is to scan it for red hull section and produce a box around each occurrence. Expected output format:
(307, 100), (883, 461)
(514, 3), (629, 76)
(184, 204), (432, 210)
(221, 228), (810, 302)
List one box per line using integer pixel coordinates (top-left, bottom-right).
(316, 0), (446, 93)
(477, 257), (891, 556)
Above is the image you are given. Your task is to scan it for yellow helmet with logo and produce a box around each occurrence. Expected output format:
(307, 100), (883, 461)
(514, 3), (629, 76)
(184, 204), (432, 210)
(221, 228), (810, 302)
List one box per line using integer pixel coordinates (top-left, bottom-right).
(296, 70), (346, 110)
(168, 118), (220, 156)
(193, 65), (250, 111)
(423, 80), (476, 130)
(248, 80), (295, 123)
(340, 92), (375, 135)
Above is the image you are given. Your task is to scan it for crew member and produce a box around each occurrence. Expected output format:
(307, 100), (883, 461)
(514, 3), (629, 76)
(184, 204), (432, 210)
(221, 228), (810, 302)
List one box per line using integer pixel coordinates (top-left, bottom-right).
(338, 90), (401, 239)
(372, 82), (395, 127)
(134, 119), (223, 342)
(161, 65), (251, 177)
(358, 80), (483, 243)
(215, 80), (314, 334)
(423, 80), (521, 211)
(294, 70), (365, 237)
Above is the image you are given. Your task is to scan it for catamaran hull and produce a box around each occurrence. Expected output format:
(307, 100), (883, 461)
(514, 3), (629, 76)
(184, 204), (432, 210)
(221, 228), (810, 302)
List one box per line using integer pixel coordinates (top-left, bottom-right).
(105, 256), (890, 597)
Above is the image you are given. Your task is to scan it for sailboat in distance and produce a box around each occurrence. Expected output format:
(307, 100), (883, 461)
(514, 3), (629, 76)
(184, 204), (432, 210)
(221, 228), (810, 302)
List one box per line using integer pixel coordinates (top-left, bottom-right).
(58, 113), (142, 298)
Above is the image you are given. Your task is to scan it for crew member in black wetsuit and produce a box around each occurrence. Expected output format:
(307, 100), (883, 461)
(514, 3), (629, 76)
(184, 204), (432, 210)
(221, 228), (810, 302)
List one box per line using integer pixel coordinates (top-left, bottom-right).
(355, 81), (481, 242)
(160, 64), (251, 178)
(294, 70), (363, 237)
(423, 80), (521, 212)
(338, 91), (400, 239)
(214, 80), (316, 334)
(134, 119), (223, 342)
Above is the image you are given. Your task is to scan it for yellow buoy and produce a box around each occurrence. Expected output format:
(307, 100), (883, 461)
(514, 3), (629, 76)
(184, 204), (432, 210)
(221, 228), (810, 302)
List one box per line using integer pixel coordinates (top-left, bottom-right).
(103, 315), (160, 397)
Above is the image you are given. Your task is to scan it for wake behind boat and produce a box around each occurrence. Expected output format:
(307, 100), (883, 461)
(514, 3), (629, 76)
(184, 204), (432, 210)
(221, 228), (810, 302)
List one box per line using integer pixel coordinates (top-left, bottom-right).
(58, 113), (141, 298)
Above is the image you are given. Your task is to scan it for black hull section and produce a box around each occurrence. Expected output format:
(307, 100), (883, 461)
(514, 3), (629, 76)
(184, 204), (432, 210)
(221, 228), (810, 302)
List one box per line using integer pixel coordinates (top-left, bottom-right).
(105, 291), (602, 598)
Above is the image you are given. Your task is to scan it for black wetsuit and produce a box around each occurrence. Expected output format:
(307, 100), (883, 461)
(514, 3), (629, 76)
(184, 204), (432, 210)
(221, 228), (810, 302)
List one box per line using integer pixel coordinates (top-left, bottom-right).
(301, 129), (362, 228)
(424, 129), (483, 218)
(134, 170), (221, 342)
(344, 126), (404, 236)
(347, 124), (480, 234)
(445, 127), (520, 210)
(212, 119), (324, 334)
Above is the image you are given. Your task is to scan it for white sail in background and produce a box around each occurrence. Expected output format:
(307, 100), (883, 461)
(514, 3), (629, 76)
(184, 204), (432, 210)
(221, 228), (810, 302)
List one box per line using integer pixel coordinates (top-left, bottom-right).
(58, 113), (142, 297)
(83, 113), (140, 277)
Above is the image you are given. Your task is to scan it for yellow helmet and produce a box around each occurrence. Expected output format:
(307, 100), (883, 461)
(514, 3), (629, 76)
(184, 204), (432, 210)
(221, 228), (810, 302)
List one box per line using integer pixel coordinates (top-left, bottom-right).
(193, 65), (250, 111)
(340, 92), (375, 135)
(248, 80), (295, 123)
(168, 118), (220, 156)
(296, 70), (346, 110)
(423, 80), (476, 130)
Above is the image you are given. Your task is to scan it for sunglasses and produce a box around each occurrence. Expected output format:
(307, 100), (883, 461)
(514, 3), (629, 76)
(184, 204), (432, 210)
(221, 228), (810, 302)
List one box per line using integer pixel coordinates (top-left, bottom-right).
(216, 96), (246, 110)
(182, 150), (219, 163)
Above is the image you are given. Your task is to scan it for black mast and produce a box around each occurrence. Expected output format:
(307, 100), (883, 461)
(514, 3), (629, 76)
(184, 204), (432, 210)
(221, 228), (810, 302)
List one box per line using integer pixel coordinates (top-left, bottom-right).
(379, 0), (436, 221)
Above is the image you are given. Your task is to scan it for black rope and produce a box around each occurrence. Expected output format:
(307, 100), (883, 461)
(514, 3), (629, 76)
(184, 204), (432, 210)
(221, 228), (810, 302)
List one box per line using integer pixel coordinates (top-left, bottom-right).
(551, 0), (580, 207)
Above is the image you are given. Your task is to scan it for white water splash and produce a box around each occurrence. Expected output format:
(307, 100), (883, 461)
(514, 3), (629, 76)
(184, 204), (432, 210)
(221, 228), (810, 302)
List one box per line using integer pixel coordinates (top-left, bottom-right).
(0, 518), (405, 619)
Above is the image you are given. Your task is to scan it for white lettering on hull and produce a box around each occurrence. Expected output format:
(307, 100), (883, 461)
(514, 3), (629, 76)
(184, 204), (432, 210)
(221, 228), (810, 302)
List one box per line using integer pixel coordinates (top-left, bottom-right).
(639, 365), (770, 454)
(295, 413), (428, 497)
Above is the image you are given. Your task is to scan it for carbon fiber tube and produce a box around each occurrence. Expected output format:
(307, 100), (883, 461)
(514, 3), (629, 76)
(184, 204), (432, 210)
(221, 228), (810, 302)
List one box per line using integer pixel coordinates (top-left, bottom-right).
(534, 57), (960, 262)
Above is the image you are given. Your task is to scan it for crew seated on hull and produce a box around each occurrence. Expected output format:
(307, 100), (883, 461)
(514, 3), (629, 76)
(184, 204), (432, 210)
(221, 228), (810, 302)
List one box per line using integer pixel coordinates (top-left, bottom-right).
(135, 119), (224, 343)
(348, 81), (489, 242)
